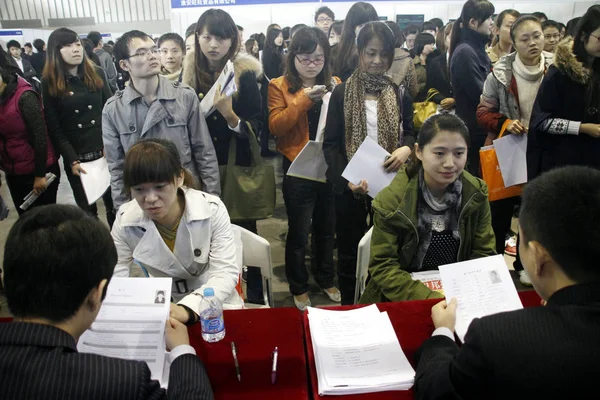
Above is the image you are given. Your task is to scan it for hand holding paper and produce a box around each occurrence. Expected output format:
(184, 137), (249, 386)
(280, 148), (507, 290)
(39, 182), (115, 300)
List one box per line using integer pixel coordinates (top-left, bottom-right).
(200, 60), (236, 117)
(431, 298), (458, 331)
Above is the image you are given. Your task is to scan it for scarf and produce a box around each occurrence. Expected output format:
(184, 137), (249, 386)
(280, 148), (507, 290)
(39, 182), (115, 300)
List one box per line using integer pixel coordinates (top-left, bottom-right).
(512, 54), (545, 128)
(411, 170), (463, 270)
(343, 69), (401, 160)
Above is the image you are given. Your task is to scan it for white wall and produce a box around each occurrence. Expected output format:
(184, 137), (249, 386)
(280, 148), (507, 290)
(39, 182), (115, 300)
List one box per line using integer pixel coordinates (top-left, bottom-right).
(171, 1), (599, 37)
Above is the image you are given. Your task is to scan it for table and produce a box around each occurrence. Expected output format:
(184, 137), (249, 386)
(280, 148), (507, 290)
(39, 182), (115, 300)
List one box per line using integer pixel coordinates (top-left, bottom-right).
(303, 290), (541, 400)
(190, 307), (309, 400)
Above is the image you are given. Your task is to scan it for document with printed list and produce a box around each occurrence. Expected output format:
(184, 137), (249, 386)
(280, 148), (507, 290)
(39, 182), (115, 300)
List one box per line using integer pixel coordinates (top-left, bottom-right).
(77, 277), (172, 385)
(308, 304), (415, 395)
(438, 255), (523, 342)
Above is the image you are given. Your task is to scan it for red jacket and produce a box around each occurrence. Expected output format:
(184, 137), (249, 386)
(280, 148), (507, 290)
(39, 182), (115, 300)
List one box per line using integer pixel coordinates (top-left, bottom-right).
(0, 77), (56, 175)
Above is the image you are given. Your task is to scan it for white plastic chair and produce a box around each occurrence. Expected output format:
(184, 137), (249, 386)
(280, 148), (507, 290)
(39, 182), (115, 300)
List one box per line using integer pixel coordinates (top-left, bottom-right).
(354, 227), (374, 304)
(230, 225), (275, 308)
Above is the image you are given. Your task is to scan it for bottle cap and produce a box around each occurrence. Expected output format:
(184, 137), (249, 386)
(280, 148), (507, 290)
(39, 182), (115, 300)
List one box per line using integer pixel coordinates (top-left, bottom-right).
(203, 287), (215, 297)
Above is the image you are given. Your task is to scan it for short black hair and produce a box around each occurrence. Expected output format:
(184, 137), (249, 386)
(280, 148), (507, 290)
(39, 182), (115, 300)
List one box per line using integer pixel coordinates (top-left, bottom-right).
(33, 39), (45, 52)
(315, 6), (334, 22)
(542, 20), (562, 32)
(520, 166), (600, 283)
(236, 25), (243, 31)
(3, 205), (117, 322)
(385, 21), (405, 48)
(510, 16), (541, 42)
(24, 42), (32, 48)
(114, 30), (153, 64)
(185, 23), (197, 39)
(282, 26), (290, 40)
(421, 21), (436, 32)
(531, 11), (548, 21)
(429, 18), (444, 31)
(291, 23), (308, 37)
(87, 31), (103, 47)
(404, 24), (420, 36)
(357, 22), (395, 70)
(6, 40), (21, 50)
(414, 32), (436, 56)
(158, 32), (185, 52)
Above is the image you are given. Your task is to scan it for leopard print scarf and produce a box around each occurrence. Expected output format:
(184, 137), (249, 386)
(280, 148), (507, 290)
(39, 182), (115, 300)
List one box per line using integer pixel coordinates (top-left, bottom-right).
(343, 69), (401, 160)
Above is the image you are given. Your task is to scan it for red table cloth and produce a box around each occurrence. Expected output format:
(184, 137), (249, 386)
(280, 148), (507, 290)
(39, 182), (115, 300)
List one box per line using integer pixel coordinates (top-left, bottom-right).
(190, 307), (309, 400)
(304, 290), (541, 400)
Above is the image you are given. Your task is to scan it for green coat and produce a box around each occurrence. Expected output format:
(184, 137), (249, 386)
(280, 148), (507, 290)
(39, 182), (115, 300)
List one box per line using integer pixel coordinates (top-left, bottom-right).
(359, 168), (496, 304)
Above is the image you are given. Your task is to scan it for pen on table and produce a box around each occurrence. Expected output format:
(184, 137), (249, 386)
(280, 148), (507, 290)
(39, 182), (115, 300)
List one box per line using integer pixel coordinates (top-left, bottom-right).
(271, 347), (278, 384)
(231, 342), (241, 382)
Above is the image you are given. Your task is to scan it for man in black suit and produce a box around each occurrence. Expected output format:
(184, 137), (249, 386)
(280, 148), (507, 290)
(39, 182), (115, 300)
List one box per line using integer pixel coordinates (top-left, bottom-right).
(0, 205), (214, 400)
(6, 40), (37, 82)
(29, 38), (46, 78)
(414, 166), (600, 400)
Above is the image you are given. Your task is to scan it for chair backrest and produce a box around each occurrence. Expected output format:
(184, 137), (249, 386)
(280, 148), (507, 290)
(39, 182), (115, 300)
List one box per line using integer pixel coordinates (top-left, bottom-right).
(354, 227), (374, 304)
(230, 225), (275, 308)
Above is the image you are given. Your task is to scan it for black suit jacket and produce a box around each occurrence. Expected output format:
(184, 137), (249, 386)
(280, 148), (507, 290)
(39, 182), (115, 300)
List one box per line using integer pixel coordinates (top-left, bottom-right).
(0, 322), (214, 400)
(30, 52), (46, 78)
(414, 282), (600, 400)
(9, 57), (37, 81)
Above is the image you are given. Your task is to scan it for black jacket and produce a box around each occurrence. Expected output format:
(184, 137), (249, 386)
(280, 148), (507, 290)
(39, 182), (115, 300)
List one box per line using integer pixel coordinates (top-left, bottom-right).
(261, 48), (284, 81)
(323, 80), (415, 194)
(9, 57), (36, 82)
(528, 39), (600, 179)
(450, 28), (491, 148)
(426, 54), (453, 104)
(0, 322), (213, 400)
(414, 282), (600, 400)
(42, 66), (112, 165)
(30, 51), (46, 79)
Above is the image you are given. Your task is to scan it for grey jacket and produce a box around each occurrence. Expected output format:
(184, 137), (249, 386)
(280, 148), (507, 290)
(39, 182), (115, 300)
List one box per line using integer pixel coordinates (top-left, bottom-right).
(102, 76), (220, 209)
(94, 48), (118, 92)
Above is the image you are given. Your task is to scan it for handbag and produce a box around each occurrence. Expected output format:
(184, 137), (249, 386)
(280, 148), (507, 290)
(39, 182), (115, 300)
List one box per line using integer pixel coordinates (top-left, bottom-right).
(219, 122), (276, 221)
(479, 128), (523, 202)
(413, 88), (440, 130)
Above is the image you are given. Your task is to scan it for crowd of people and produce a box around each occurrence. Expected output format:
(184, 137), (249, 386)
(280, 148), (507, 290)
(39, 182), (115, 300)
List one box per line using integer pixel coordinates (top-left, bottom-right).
(1, 1), (600, 398)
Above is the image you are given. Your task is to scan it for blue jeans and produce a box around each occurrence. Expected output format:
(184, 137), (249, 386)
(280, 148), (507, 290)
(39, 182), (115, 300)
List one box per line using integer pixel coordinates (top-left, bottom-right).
(282, 176), (336, 295)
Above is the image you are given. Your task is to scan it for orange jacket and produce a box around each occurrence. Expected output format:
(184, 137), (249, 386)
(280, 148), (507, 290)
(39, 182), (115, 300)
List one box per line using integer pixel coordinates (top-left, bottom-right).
(268, 76), (340, 162)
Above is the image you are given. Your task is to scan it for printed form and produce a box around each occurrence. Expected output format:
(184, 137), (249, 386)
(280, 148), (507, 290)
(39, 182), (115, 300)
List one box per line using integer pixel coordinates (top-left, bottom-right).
(77, 277), (172, 383)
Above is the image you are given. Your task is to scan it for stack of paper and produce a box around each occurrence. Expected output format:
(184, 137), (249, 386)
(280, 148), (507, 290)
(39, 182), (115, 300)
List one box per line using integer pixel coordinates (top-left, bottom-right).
(308, 305), (415, 395)
(438, 255), (523, 342)
(200, 60), (236, 117)
(411, 270), (444, 294)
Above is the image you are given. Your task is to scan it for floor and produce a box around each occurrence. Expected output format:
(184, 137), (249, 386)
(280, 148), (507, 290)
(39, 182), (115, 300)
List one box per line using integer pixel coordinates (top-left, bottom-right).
(0, 155), (528, 318)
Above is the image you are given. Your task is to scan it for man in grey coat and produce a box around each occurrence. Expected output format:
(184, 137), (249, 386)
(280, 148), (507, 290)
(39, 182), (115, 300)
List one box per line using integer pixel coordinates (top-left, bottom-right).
(102, 30), (220, 210)
(88, 31), (118, 93)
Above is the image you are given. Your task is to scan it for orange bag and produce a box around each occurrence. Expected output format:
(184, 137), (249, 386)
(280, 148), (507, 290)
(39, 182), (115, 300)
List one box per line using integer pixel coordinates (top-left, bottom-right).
(479, 128), (523, 201)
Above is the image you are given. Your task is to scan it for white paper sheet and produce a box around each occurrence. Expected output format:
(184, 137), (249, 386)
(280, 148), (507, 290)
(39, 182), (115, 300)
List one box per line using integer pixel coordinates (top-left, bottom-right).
(77, 278), (172, 386)
(286, 93), (331, 183)
(341, 136), (396, 198)
(308, 305), (415, 395)
(79, 157), (110, 205)
(411, 270), (444, 294)
(493, 134), (528, 187)
(200, 60), (236, 117)
(438, 255), (523, 342)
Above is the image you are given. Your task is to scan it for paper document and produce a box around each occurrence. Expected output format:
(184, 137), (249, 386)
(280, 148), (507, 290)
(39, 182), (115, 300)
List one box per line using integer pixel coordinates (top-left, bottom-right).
(79, 157), (110, 205)
(438, 255), (523, 342)
(342, 136), (396, 198)
(411, 270), (444, 294)
(200, 60), (236, 117)
(20, 172), (57, 210)
(286, 93), (331, 183)
(78, 277), (172, 385)
(493, 134), (528, 187)
(308, 304), (415, 395)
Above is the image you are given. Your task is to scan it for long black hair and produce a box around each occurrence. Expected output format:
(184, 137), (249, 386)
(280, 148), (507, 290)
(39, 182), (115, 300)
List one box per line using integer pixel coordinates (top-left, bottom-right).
(285, 27), (332, 94)
(449, 0), (495, 59)
(0, 45), (23, 104)
(331, 2), (378, 78)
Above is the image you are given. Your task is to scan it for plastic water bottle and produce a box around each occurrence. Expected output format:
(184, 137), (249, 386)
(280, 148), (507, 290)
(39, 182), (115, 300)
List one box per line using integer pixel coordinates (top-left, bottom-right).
(199, 287), (226, 342)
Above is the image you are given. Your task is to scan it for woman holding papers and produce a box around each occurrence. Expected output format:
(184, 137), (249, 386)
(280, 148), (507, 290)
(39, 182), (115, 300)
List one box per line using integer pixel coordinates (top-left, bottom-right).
(323, 22), (415, 305)
(0, 56), (59, 214)
(112, 139), (243, 323)
(182, 8), (263, 234)
(477, 15), (553, 286)
(268, 27), (341, 310)
(360, 114), (495, 304)
(42, 28), (115, 227)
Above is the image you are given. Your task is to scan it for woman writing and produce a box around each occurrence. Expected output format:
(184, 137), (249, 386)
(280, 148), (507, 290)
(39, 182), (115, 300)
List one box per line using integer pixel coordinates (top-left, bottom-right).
(268, 27), (341, 310)
(323, 21), (415, 305)
(360, 114), (495, 303)
(42, 27), (115, 226)
(0, 50), (59, 213)
(112, 139), (242, 322)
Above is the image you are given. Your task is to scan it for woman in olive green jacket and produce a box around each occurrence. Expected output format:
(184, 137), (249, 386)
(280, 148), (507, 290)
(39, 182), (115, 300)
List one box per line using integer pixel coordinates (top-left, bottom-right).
(360, 114), (495, 304)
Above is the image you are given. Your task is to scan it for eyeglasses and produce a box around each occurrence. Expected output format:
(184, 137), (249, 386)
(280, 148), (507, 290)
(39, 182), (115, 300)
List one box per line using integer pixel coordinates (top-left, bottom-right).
(295, 56), (325, 66)
(317, 18), (333, 24)
(544, 34), (561, 40)
(125, 48), (161, 60)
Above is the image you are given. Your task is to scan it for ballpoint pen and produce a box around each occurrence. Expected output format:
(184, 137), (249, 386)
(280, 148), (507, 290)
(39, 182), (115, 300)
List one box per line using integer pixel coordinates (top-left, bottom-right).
(231, 342), (241, 382)
(271, 347), (278, 384)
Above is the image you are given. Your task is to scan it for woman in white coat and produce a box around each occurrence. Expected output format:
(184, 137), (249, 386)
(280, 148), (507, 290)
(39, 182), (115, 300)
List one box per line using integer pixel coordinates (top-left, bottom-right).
(111, 138), (243, 325)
